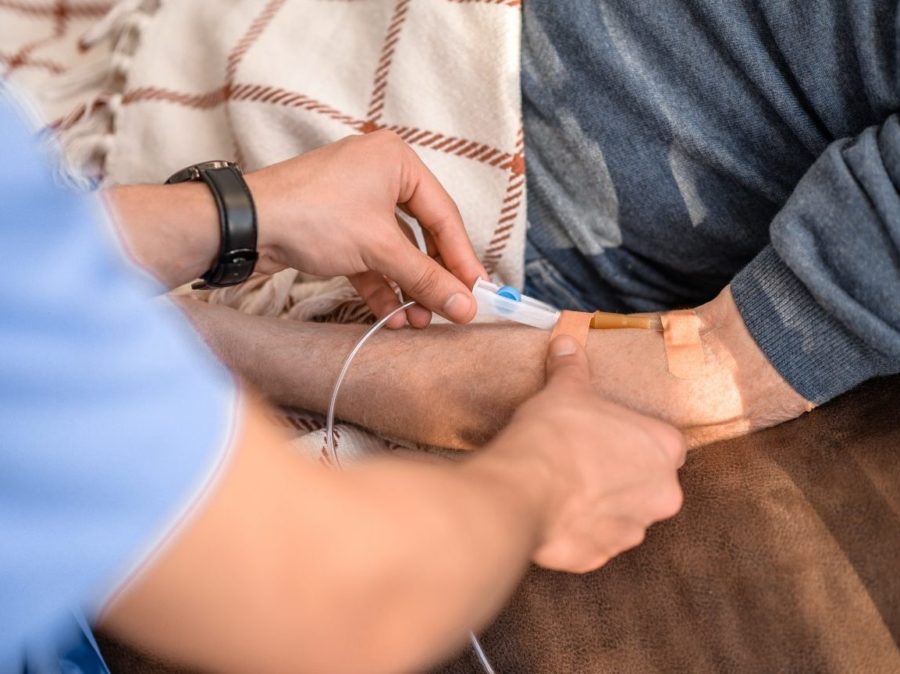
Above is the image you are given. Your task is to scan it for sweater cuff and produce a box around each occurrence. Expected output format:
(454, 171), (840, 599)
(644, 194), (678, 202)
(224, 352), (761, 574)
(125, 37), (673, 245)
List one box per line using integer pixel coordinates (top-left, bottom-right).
(731, 246), (889, 405)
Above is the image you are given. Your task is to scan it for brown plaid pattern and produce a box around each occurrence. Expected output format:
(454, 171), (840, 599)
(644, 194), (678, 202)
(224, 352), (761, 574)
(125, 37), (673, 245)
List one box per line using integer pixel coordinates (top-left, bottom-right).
(4, 0), (528, 462)
(3, 0), (527, 283)
(1, 1), (113, 122)
(102, 0), (526, 286)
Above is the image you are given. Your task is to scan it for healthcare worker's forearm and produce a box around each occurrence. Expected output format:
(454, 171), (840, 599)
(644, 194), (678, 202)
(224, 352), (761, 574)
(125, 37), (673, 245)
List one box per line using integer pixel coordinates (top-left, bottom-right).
(177, 288), (812, 449)
(99, 394), (546, 674)
(103, 183), (222, 289)
(101, 133), (488, 324)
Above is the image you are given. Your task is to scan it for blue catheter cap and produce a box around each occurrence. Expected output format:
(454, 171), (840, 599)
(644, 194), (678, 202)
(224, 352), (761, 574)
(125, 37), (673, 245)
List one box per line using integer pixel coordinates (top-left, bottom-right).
(496, 285), (522, 302)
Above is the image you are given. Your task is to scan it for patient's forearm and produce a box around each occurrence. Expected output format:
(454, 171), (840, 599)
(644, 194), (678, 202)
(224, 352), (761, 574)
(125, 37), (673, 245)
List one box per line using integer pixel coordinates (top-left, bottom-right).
(179, 287), (812, 449)
(181, 298), (546, 447)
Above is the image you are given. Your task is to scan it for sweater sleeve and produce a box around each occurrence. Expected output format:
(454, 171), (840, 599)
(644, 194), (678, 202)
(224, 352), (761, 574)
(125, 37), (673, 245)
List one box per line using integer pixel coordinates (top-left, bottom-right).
(731, 114), (900, 405)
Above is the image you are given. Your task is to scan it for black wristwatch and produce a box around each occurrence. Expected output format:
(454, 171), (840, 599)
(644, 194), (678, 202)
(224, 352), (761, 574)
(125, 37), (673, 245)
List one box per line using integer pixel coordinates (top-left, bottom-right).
(166, 160), (259, 288)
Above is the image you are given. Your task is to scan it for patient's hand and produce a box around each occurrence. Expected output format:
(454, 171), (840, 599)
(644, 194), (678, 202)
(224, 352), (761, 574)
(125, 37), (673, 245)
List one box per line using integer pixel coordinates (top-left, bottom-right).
(177, 284), (813, 450)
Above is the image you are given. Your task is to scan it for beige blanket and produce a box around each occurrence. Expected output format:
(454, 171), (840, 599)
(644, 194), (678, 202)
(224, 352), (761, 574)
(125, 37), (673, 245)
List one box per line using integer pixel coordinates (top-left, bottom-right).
(4, 0), (527, 461)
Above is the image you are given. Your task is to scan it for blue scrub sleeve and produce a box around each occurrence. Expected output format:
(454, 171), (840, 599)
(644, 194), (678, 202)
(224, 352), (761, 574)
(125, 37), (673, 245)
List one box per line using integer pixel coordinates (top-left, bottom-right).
(0, 86), (239, 670)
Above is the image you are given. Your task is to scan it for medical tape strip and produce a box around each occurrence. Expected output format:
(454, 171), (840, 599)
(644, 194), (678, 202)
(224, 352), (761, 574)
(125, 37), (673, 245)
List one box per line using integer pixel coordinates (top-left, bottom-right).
(550, 310), (593, 347)
(551, 309), (705, 380)
(660, 310), (705, 379)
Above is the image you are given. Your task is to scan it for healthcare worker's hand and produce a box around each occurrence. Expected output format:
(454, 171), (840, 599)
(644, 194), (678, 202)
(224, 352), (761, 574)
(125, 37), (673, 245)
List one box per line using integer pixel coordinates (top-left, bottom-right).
(488, 335), (686, 573)
(247, 130), (487, 328)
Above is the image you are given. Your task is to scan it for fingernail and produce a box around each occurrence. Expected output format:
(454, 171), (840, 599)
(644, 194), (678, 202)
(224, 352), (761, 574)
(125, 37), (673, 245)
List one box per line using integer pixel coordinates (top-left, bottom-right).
(550, 335), (577, 358)
(443, 292), (474, 321)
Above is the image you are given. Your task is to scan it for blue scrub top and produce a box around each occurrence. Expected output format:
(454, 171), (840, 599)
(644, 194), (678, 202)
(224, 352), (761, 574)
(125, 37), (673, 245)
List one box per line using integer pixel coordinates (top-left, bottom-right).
(0, 86), (238, 671)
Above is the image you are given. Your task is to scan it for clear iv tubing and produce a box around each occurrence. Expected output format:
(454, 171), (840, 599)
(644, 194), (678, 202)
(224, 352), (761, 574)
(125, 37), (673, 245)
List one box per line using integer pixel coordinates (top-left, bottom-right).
(325, 300), (416, 468)
(324, 300), (496, 674)
(470, 632), (496, 674)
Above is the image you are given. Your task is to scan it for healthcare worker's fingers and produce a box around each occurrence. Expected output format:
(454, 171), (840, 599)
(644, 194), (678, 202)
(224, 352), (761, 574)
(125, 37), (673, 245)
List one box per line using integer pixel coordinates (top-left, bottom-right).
(398, 145), (489, 287)
(348, 272), (407, 329)
(245, 131), (488, 314)
(420, 228), (440, 260)
(396, 206), (447, 263)
(367, 235), (478, 325)
(532, 516), (648, 574)
(395, 211), (422, 250)
(658, 421), (688, 468)
(544, 336), (593, 392)
(485, 332), (685, 574)
(545, 335), (686, 469)
(348, 271), (432, 330)
(405, 303), (433, 329)
(391, 213), (440, 328)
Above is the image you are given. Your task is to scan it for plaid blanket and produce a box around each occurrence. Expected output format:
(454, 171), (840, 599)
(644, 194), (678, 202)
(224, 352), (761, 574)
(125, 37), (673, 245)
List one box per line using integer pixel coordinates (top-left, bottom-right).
(0, 1), (114, 123)
(3, 0), (527, 462)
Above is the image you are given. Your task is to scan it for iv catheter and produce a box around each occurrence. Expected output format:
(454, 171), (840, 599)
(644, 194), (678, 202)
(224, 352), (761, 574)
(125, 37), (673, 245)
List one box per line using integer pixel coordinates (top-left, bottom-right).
(471, 278), (662, 331)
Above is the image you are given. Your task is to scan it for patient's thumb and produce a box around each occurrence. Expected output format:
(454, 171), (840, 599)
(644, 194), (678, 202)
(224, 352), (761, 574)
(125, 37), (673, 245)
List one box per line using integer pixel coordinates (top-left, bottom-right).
(546, 336), (591, 390)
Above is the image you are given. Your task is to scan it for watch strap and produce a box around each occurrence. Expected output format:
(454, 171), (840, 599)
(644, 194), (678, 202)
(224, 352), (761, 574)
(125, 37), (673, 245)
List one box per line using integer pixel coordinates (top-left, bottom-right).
(166, 162), (258, 288)
(198, 166), (258, 287)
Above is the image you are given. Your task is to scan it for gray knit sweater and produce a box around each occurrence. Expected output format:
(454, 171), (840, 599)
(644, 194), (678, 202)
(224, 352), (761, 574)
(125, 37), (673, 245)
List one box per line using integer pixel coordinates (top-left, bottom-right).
(522, 0), (900, 404)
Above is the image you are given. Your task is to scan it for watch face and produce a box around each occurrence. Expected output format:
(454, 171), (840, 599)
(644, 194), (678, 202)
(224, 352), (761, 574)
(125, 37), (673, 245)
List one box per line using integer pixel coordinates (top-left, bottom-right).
(166, 161), (242, 184)
(196, 160), (240, 173)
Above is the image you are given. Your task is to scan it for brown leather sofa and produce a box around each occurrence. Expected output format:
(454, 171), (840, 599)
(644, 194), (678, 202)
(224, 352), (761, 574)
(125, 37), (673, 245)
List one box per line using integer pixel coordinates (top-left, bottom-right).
(99, 376), (900, 673)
